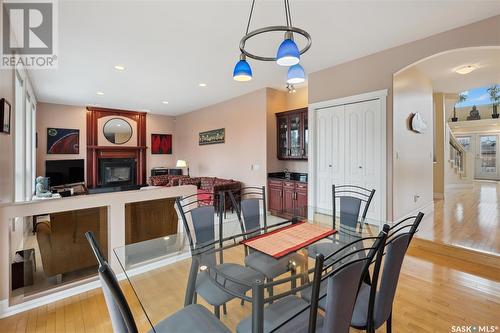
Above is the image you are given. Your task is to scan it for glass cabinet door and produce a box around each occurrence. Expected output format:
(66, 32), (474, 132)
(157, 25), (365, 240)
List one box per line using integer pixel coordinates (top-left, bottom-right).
(289, 114), (302, 158)
(303, 113), (308, 158)
(277, 116), (289, 158)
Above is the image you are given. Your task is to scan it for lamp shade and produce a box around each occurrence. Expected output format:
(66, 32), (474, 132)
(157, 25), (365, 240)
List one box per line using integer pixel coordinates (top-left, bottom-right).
(176, 160), (188, 168)
(286, 64), (305, 84)
(276, 38), (300, 66)
(233, 58), (253, 81)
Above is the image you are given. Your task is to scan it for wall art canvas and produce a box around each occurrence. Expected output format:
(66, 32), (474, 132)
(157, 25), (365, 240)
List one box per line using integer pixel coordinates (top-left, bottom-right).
(199, 128), (225, 145)
(0, 98), (11, 134)
(151, 134), (172, 154)
(47, 128), (80, 154)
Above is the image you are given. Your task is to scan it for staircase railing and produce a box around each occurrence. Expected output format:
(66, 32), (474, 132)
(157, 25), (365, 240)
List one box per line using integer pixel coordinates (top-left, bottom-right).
(449, 130), (466, 175)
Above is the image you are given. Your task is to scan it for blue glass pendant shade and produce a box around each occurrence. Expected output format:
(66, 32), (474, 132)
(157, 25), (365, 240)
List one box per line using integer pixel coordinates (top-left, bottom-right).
(287, 64), (305, 84)
(233, 57), (253, 81)
(276, 38), (300, 66)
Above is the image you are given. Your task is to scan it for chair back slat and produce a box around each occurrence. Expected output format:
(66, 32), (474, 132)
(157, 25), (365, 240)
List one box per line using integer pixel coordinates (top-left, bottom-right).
(374, 233), (411, 328)
(85, 232), (139, 333)
(323, 259), (367, 333)
(229, 186), (267, 234)
(339, 196), (362, 229)
(241, 198), (261, 234)
(176, 196), (220, 266)
(332, 184), (376, 229)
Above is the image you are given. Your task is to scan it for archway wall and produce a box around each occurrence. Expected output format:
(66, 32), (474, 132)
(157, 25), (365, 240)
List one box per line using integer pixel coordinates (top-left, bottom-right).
(308, 15), (500, 220)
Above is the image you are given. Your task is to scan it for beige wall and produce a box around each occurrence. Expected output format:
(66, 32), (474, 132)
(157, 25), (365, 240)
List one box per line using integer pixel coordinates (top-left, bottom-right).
(175, 89), (268, 187)
(308, 15), (500, 220)
(266, 87), (309, 174)
(36, 103), (87, 180)
(146, 113), (176, 172)
(36, 103), (177, 180)
(0, 56), (15, 301)
(393, 67), (434, 220)
(433, 93), (445, 196)
(0, 68), (14, 204)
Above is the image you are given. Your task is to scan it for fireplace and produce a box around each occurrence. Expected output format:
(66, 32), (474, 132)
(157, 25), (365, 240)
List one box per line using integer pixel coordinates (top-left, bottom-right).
(99, 158), (136, 187)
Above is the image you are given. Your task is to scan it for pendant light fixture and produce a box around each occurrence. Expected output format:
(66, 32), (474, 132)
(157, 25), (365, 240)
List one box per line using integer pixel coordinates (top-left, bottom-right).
(233, 0), (311, 83)
(286, 63), (305, 84)
(233, 54), (253, 81)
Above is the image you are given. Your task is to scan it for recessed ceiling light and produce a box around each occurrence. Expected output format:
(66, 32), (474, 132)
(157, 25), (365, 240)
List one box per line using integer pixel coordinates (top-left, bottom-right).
(199, 83), (207, 87)
(114, 65), (125, 71)
(455, 64), (479, 75)
(96, 91), (104, 95)
(162, 101), (169, 104)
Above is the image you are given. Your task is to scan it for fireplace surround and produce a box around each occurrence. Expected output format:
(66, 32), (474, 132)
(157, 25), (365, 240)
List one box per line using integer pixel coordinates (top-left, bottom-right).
(86, 107), (147, 188)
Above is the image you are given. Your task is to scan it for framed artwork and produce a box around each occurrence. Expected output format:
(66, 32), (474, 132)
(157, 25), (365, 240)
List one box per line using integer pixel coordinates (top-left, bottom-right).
(199, 128), (225, 145)
(151, 134), (172, 154)
(0, 98), (11, 134)
(47, 128), (80, 154)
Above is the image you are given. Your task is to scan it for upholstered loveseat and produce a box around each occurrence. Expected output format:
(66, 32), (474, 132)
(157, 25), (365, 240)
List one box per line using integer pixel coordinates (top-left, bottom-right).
(149, 175), (241, 211)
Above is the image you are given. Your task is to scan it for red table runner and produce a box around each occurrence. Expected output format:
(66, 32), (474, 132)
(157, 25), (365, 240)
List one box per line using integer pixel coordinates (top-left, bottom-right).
(241, 222), (337, 258)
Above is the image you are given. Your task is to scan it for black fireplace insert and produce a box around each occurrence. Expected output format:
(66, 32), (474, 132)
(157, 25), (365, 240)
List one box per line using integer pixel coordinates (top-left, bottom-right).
(99, 158), (136, 187)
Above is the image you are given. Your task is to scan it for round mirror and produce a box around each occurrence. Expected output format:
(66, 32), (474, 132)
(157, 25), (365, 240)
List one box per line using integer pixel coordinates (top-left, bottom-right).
(103, 118), (132, 144)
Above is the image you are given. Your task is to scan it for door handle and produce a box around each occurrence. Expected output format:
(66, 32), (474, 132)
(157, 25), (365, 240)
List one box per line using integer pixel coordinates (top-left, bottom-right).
(358, 166), (363, 169)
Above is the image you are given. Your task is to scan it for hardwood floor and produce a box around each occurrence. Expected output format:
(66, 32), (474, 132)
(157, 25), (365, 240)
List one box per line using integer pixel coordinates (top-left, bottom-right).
(0, 244), (499, 333)
(418, 181), (500, 255)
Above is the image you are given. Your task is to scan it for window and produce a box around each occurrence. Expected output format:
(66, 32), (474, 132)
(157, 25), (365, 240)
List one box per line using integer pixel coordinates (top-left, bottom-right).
(14, 69), (37, 202)
(456, 85), (499, 108)
(14, 72), (25, 202)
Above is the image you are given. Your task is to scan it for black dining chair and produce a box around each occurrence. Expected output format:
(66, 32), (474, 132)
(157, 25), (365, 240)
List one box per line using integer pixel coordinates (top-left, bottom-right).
(228, 187), (305, 298)
(302, 212), (423, 307)
(176, 193), (263, 318)
(85, 231), (231, 333)
(350, 212), (424, 333)
(308, 184), (376, 260)
(235, 226), (390, 333)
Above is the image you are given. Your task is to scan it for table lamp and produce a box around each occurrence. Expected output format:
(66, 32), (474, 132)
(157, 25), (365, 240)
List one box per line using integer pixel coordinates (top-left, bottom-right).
(176, 160), (189, 177)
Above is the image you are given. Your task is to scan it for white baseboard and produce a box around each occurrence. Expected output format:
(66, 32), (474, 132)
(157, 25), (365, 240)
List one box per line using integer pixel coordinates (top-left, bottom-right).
(0, 251), (191, 319)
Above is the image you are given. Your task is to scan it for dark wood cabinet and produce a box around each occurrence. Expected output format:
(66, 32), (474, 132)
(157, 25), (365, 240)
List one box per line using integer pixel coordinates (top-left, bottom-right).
(268, 178), (308, 219)
(276, 108), (308, 160)
(268, 179), (283, 213)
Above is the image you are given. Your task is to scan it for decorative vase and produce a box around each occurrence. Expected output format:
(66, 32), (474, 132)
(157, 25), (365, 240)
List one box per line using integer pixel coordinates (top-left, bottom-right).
(492, 104), (499, 119)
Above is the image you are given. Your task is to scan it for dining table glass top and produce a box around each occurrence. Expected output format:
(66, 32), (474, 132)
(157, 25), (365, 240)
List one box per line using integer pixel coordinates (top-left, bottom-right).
(113, 206), (390, 332)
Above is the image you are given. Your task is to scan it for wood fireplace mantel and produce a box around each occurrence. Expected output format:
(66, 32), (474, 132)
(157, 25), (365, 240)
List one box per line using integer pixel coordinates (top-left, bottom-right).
(86, 107), (147, 188)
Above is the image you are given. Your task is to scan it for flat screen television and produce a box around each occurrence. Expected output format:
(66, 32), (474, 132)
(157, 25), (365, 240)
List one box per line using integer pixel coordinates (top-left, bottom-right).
(45, 159), (85, 187)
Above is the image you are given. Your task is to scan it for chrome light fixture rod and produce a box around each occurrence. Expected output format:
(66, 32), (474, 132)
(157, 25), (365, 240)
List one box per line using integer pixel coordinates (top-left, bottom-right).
(239, 26), (312, 62)
(238, 0), (311, 62)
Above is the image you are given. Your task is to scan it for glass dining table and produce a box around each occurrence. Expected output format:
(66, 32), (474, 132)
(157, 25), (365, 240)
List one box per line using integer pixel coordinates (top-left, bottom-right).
(113, 206), (387, 333)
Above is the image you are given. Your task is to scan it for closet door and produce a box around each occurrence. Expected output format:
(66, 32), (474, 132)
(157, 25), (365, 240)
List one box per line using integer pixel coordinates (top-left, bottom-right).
(316, 106), (344, 211)
(344, 100), (382, 219)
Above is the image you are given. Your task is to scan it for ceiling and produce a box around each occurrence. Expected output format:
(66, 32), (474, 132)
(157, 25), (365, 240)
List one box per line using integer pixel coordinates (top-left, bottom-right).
(415, 47), (500, 93)
(29, 1), (500, 115)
